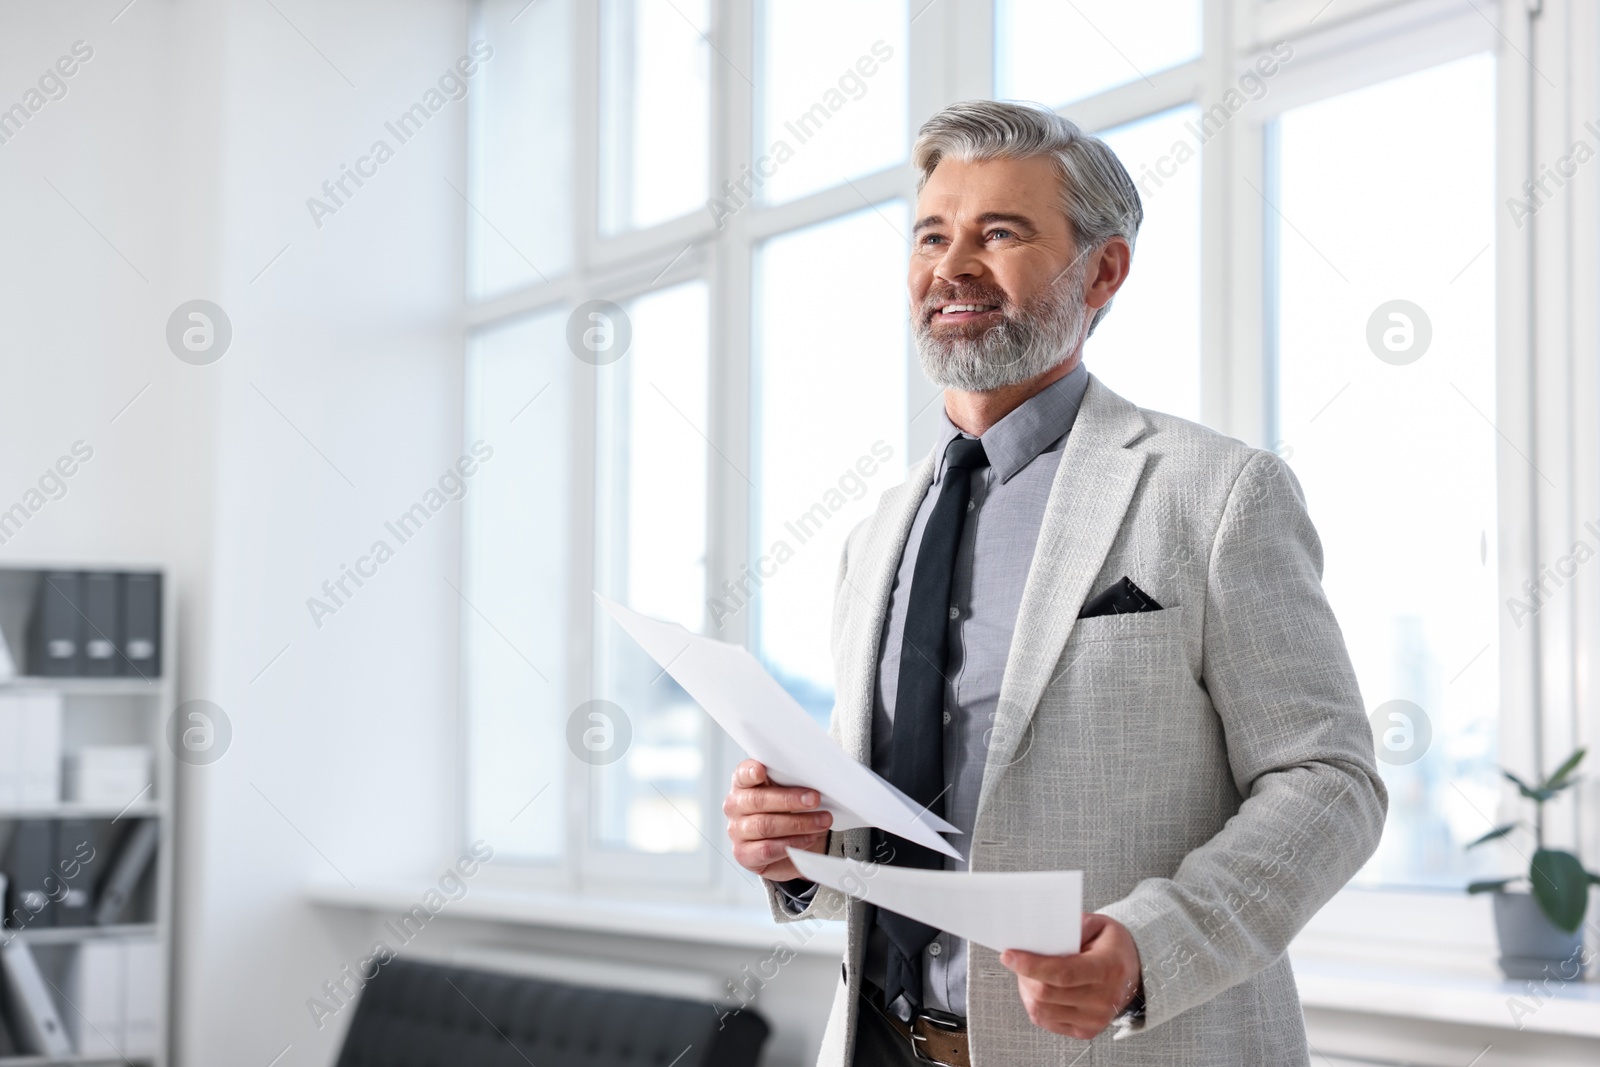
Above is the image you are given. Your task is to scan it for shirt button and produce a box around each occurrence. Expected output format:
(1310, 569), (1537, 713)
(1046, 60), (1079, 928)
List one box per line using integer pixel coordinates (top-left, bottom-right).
(942, 711), (951, 725)
(928, 942), (942, 957)
(948, 606), (959, 620)
(967, 499), (975, 512)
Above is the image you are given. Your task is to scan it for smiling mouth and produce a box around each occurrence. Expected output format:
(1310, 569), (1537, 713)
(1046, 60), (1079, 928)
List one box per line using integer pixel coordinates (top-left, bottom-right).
(932, 302), (1002, 324)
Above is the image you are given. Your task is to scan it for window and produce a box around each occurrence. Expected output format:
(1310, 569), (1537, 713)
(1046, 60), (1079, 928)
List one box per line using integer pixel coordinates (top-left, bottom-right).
(1269, 55), (1500, 889)
(592, 282), (710, 855)
(468, 0), (573, 297)
(1088, 106), (1203, 421)
(461, 0), (1558, 931)
(995, 0), (1202, 108)
(463, 308), (570, 862)
(599, 0), (712, 233)
(751, 204), (911, 721)
(755, 0), (909, 205)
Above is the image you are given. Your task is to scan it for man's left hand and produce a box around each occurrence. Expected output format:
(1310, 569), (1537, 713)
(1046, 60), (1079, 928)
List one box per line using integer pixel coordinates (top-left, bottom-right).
(1000, 913), (1143, 1040)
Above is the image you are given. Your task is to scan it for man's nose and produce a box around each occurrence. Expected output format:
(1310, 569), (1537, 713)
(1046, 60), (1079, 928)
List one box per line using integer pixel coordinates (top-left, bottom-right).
(934, 233), (986, 284)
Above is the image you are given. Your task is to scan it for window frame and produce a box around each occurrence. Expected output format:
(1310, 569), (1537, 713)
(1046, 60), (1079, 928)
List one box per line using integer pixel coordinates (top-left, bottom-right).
(458, 0), (1594, 956)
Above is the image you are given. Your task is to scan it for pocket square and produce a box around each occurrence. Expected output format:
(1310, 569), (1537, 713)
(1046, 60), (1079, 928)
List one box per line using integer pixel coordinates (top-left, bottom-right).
(1078, 576), (1162, 618)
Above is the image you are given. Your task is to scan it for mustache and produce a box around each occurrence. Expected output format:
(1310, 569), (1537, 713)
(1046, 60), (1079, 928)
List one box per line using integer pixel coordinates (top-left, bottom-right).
(919, 286), (1014, 319)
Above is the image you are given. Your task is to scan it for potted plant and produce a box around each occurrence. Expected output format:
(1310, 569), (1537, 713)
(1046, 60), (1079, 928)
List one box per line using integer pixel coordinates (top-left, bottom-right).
(1466, 748), (1599, 980)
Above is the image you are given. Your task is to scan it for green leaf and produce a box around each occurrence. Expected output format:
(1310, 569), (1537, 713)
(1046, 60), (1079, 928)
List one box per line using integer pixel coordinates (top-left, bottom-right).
(1590, 871), (1600, 886)
(1466, 823), (1519, 849)
(1503, 770), (1554, 802)
(1467, 878), (1516, 894)
(1542, 748), (1587, 790)
(1530, 849), (1590, 932)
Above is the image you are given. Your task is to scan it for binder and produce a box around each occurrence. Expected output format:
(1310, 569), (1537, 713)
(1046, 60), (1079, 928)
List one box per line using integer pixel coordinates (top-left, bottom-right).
(0, 614), (15, 681)
(3, 820), (56, 929)
(19, 691), (62, 806)
(28, 571), (82, 677)
(118, 572), (162, 678)
(83, 571), (120, 677)
(0, 940), (72, 1056)
(0, 993), (17, 1054)
(123, 939), (162, 1057)
(95, 820), (159, 926)
(65, 939), (124, 1056)
(52, 819), (105, 927)
(0, 694), (21, 806)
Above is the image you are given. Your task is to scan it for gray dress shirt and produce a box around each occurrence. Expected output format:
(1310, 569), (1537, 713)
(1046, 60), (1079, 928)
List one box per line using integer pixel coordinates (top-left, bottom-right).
(780, 367), (1094, 1017)
(864, 362), (1090, 1018)
(776, 363), (1090, 1016)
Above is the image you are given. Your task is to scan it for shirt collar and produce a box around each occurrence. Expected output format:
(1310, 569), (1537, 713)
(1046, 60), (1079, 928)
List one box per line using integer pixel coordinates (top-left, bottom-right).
(934, 361), (1091, 484)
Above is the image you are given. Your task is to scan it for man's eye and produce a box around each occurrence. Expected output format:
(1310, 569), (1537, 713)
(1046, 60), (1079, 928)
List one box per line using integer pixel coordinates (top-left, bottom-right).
(920, 234), (946, 246)
(986, 229), (1014, 241)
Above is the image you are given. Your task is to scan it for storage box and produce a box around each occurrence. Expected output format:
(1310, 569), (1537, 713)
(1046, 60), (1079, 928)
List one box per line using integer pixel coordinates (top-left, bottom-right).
(64, 747), (152, 807)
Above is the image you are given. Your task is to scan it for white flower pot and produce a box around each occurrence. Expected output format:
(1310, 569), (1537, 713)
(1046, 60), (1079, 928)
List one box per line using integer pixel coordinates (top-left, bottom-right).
(1492, 891), (1586, 981)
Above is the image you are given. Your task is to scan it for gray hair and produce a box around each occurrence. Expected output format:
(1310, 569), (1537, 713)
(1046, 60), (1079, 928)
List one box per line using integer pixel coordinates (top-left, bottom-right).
(912, 100), (1143, 333)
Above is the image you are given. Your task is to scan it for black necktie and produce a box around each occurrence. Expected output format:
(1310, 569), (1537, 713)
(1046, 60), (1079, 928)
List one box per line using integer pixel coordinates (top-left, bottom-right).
(874, 435), (989, 1010)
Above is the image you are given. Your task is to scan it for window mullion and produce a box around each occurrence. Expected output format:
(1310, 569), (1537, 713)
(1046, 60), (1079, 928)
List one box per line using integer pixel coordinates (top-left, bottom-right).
(708, 0), (757, 901)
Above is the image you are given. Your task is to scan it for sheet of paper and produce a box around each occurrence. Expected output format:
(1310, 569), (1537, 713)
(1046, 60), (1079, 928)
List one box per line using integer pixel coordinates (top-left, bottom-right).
(788, 849), (1082, 956)
(597, 595), (962, 860)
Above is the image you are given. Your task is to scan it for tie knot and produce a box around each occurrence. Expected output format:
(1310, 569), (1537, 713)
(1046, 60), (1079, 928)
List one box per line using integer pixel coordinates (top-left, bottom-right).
(945, 436), (989, 473)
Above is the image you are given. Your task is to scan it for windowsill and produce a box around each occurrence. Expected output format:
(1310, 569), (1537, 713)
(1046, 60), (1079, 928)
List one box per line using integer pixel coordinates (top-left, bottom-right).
(307, 882), (1598, 1038)
(305, 880), (848, 957)
(1290, 947), (1600, 1039)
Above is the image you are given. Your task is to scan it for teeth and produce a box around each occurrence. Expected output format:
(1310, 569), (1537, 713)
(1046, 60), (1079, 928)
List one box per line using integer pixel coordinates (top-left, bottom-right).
(941, 304), (994, 313)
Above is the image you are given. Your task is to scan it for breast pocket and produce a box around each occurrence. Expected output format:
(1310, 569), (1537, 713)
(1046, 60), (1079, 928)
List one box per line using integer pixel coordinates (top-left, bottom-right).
(1044, 605), (1195, 743)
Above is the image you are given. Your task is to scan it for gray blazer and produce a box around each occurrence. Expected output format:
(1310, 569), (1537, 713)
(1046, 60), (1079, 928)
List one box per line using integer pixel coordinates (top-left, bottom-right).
(766, 375), (1387, 1066)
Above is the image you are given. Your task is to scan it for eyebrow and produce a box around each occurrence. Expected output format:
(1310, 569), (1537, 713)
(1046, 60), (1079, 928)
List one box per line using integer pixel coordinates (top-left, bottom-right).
(912, 211), (1040, 237)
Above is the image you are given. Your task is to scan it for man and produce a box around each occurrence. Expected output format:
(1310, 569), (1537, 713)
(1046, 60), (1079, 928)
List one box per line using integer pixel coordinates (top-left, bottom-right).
(723, 100), (1386, 1066)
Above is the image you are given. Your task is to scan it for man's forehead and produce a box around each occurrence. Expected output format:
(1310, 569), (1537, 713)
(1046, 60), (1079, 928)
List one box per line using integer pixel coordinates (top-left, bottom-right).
(916, 156), (1061, 218)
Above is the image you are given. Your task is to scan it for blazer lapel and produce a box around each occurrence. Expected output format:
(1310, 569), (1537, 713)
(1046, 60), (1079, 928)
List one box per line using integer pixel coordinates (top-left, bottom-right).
(834, 454), (935, 763)
(979, 376), (1150, 812)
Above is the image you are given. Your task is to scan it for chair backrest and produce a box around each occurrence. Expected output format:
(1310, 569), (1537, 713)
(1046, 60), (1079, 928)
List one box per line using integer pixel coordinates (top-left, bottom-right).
(333, 957), (770, 1067)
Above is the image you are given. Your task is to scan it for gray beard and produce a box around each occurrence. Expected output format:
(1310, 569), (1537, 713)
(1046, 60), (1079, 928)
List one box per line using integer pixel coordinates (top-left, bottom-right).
(914, 261), (1089, 393)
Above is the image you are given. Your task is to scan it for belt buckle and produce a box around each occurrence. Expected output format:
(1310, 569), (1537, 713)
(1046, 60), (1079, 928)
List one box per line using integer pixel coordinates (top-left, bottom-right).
(908, 1033), (960, 1067)
(908, 1008), (966, 1067)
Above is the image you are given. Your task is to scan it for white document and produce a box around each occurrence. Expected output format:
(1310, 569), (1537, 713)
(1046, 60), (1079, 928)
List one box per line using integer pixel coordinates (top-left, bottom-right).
(789, 849), (1082, 956)
(596, 595), (963, 860)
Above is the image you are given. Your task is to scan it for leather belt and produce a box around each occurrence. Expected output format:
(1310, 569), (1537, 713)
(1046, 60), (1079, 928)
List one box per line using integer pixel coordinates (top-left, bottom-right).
(867, 983), (970, 1067)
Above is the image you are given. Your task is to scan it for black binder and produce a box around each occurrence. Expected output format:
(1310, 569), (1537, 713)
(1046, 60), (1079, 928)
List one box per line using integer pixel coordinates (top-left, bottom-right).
(3, 821), (57, 930)
(118, 572), (161, 678)
(82, 571), (120, 677)
(51, 819), (106, 927)
(27, 572), (82, 677)
(95, 819), (158, 925)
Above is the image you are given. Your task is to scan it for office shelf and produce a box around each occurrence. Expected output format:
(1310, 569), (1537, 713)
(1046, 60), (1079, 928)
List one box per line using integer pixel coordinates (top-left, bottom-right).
(0, 565), (174, 1067)
(10, 923), (159, 945)
(0, 677), (162, 696)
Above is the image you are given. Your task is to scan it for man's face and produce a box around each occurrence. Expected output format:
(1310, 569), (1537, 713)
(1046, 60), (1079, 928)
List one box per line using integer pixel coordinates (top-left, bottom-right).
(909, 155), (1098, 392)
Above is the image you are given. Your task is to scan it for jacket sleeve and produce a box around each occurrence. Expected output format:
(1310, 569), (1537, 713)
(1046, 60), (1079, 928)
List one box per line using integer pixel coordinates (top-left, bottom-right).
(1097, 449), (1388, 1030)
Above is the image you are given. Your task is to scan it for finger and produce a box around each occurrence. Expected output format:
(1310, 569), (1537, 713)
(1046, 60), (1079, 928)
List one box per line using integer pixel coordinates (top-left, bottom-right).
(1015, 972), (1113, 1008)
(1017, 986), (1118, 1038)
(733, 832), (827, 870)
(732, 760), (768, 788)
(725, 785), (822, 817)
(1000, 950), (1100, 988)
(1079, 911), (1114, 946)
(731, 811), (832, 842)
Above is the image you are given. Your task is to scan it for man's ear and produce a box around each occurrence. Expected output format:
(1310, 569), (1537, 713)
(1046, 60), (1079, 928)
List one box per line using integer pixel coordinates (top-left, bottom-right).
(1084, 237), (1133, 312)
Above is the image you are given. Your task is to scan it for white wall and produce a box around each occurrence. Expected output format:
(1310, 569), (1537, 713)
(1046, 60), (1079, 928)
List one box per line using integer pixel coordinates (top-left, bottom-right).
(2, 1), (470, 1063)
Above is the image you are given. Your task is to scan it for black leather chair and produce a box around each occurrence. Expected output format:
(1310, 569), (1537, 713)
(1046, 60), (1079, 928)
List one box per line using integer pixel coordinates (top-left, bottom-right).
(333, 958), (770, 1067)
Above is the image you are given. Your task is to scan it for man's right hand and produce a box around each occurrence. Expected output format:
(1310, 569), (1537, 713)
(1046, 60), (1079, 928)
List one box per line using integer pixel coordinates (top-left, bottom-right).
(724, 759), (832, 882)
